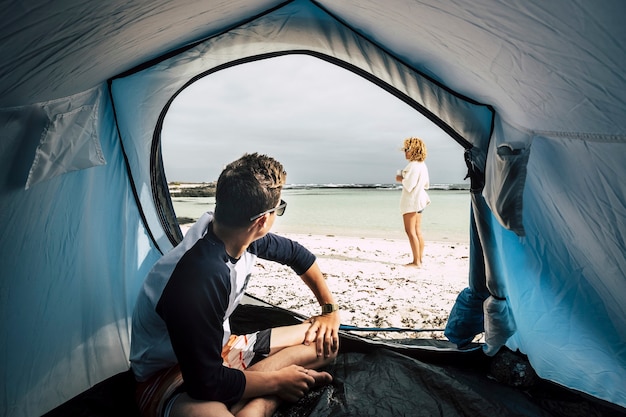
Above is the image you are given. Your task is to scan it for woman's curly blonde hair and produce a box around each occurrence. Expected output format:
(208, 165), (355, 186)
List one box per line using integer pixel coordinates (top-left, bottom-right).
(402, 137), (427, 162)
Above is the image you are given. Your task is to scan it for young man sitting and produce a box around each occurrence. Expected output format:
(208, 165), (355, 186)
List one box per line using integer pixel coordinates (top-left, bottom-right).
(130, 153), (340, 417)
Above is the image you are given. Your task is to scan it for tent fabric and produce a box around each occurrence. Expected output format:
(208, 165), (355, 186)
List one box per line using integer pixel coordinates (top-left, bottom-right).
(44, 303), (626, 417)
(445, 192), (518, 356)
(46, 353), (622, 417)
(1, 1), (625, 416)
(0, 87), (162, 417)
(24, 87), (106, 190)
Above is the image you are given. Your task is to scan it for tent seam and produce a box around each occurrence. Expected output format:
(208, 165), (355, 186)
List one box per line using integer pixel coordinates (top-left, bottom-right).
(531, 130), (625, 143)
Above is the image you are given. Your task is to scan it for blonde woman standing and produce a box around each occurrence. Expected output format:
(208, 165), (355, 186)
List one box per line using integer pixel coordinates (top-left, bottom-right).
(396, 137), (431, 267)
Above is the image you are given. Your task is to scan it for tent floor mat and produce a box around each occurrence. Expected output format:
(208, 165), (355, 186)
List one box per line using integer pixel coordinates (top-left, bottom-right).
(43, 304), (626, 417)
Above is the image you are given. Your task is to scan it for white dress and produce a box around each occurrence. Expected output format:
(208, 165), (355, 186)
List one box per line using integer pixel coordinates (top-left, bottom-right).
(400, 160), (430, 214)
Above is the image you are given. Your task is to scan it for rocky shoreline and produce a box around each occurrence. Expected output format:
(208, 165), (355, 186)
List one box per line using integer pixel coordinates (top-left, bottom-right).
(169, 182), (216, 197)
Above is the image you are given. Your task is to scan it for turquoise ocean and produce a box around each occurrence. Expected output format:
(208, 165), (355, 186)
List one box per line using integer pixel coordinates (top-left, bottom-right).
(171, 185), (471, 244)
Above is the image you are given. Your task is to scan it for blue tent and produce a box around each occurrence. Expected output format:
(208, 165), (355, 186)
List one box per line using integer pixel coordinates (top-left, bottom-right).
(1, 1), (625, 415)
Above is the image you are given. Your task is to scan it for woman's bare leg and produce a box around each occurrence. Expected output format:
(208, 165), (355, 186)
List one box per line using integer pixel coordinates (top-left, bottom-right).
(414, 212), (424, 264)
(403, 212), (421, 267)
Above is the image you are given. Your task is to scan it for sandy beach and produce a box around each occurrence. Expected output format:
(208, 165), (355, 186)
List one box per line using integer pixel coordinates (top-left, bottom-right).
(246, 233), (473, 342)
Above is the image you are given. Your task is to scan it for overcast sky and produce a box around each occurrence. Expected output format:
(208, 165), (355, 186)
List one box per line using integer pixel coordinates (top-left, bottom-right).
(161, 55), (468, 185)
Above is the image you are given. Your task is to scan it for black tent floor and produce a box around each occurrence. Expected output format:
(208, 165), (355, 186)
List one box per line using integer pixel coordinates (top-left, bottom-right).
(44, 304), (626, 417)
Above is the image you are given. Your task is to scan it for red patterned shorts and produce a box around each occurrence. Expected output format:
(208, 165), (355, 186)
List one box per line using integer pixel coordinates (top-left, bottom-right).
(135, 329), (271, 417)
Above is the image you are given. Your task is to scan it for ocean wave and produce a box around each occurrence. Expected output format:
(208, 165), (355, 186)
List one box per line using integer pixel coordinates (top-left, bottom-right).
(283, 183), (469, 191)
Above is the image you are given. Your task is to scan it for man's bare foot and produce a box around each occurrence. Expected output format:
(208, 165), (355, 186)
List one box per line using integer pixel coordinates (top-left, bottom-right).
(232, 372), (331, 417)
(234, 396), (279, 417)
(305, 369), (333, 387)
(404, 262), (421, 268)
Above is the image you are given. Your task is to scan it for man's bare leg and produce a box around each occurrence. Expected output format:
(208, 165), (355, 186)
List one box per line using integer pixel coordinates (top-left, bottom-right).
(233, 323), (336, 417)
(234, 344), (334, 417)
(169, 323), (335, 417)
(169, 394), (234, 417)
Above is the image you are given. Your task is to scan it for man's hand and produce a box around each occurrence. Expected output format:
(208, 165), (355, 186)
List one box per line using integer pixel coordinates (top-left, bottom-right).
(298, 261), (341, 357)
(304, 311), (340, 358)
(275, 365), (316, 402)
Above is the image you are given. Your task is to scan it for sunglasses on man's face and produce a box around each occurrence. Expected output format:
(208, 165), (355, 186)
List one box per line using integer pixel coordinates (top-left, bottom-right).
(249, 199), (287, 222)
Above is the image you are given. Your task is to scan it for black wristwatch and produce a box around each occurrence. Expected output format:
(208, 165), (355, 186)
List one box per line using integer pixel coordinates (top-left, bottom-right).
(321, 303), (339, 314)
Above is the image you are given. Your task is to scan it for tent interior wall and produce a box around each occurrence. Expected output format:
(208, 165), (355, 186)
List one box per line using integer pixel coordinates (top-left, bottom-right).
(1, 1), (624, 416)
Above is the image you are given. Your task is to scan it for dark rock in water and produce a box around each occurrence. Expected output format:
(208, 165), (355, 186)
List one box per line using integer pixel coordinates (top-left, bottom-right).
(168, 183), (216, 197)
(490, 348), (538, 389)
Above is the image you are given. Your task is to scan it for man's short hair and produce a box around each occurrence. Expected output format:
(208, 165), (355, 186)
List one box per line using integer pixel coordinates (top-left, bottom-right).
(214, 153), (286, 228)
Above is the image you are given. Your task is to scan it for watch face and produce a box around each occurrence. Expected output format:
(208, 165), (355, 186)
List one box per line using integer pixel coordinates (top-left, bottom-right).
(322, 304), (337, 313)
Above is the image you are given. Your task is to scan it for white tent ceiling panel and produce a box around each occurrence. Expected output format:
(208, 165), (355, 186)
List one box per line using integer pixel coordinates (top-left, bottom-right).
(0, 0), (282, 107)
(320, 0), (626, 135)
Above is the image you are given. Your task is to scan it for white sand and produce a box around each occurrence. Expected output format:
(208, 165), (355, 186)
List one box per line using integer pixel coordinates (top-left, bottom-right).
(246, 233), (473, 342)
